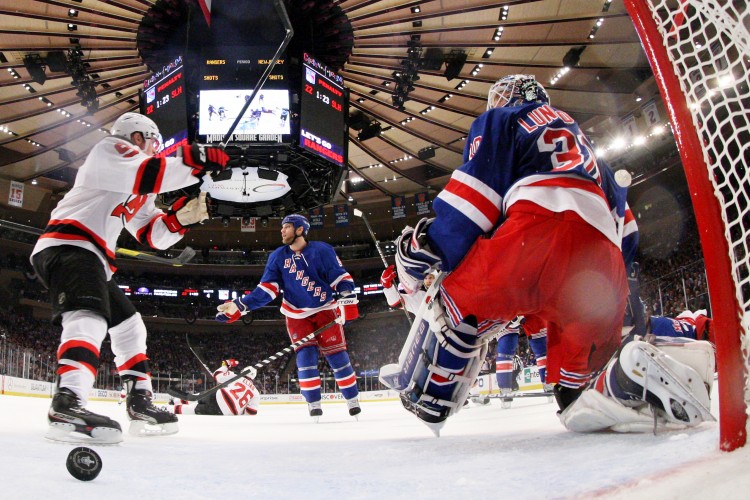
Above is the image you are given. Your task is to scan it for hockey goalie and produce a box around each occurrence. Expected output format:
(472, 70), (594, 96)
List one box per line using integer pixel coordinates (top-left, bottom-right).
(379, 74), (715, 436)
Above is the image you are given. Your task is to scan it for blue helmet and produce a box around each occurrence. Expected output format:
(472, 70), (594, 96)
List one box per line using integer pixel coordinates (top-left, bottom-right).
(282, 214), (310, 236)
(487, 74), (549, 110)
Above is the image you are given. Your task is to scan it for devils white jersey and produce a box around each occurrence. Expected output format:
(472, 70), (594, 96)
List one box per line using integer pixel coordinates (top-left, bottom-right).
(30, 136), (200, 278)
(214, 366), (260, 415)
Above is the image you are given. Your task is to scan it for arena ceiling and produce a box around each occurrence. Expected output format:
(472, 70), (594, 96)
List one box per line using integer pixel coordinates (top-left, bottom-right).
(0, 0), (659, 249)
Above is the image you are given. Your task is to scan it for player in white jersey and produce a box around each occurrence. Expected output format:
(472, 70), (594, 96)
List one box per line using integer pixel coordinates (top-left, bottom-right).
(171, 359), (260, 416)
(380, 265), (437, 314)
(31, 112), (230, 443)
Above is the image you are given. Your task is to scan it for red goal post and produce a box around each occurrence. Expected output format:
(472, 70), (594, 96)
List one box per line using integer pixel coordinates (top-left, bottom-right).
(623, 0), (749, 451)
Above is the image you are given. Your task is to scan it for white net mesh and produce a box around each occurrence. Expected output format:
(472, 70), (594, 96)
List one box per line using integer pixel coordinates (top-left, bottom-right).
(642, 0), (750, 414)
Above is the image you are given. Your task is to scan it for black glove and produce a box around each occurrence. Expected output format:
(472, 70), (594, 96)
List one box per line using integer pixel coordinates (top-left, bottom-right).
(182, 143), (230, 177)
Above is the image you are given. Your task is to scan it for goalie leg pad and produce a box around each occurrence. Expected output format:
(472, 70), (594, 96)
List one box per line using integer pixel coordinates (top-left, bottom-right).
(608, 340), (714, 426)
(382, 294), (488, 430)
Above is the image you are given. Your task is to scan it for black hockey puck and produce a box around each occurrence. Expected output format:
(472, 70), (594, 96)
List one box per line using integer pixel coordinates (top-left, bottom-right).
(66, 447), (102, 481)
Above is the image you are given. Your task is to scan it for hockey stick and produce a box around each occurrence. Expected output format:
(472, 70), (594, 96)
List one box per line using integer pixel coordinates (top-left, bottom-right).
(185, 334), (214, 378)
(352, 208), (412, 325)
(0, 219), (196, 267)
(487, 391), (554, 400)
(168, 318), (342, 402)
(219, 0), (293, 147)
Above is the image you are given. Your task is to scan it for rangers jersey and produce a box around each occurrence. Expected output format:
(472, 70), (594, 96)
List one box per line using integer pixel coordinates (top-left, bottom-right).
(30, 136), (201, 278)
(238, 241), (355, 319)
(427, 102), (638, 271)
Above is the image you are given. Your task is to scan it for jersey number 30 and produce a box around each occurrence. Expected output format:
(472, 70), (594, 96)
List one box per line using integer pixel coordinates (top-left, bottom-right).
(536, 127), (600, 184)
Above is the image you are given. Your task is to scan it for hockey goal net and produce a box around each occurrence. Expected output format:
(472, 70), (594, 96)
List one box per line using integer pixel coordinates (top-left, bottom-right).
(623, 0), (750, 451)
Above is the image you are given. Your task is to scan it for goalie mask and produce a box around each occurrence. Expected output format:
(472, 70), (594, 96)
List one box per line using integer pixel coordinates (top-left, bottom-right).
(110, 112), (163, 152)
(487, 74), (549, 110)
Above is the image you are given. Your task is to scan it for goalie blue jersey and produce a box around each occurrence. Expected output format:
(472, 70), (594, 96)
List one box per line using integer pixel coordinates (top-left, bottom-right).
(238, 241), (355, 319)
(427, 102), (638, 271)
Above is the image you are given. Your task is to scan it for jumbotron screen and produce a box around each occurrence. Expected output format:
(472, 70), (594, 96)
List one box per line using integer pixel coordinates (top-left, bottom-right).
(141, 55), (188, 157)
(197, 46), (290, 143)
(299, 52), (347, 167)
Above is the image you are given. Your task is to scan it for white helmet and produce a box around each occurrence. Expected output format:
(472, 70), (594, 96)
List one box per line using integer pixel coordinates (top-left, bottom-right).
(110, 112), (162, 149)
(487, 74), (549, 111)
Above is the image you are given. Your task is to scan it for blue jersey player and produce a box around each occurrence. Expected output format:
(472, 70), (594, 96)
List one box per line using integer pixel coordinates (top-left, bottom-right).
(216, 214), (361, 419)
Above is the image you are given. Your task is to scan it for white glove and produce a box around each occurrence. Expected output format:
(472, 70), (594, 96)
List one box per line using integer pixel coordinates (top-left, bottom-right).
(176, 191), (209, 227)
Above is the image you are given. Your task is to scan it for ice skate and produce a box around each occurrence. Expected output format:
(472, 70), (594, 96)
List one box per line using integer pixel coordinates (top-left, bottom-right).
(127, 389), (179, 436)
(499, 388), (515, 409)
(46, 388), (123, 445)
(346, 397), (361, 419)
(308, 401), (322, 422)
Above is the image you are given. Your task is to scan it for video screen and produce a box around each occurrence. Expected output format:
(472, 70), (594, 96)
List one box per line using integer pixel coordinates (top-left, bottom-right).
(198, 89), (290, 137)
(299, 53), (347, 167)
(141, 55), (188, 156)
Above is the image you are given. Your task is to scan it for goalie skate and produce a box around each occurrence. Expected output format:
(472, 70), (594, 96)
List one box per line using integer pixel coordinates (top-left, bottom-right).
(46, 388), (123, 445)
(615, 339), (714, 426)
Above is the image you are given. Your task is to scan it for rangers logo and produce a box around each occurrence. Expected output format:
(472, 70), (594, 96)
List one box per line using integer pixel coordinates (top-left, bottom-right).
(289, 264), (297, 273)
(468, 135), (482, 160)
(314, 287), (321, 296)
(302, 277), (309, 286)
(307, 283), (314, 291)
(321, 292), (327, 301)
(296, 271), (304, 280)
(284, 259), (291, 268)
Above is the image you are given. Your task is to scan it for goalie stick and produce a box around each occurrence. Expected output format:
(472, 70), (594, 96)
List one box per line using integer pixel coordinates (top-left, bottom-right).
(0, 219), (196, 267)
(219, 0), (293, 147)
(167, 318), (344, 402)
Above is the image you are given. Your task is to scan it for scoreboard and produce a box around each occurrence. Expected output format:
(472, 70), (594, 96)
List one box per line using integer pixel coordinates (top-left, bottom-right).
(141, 55), (188, 156)
(299, 52), (347, 168)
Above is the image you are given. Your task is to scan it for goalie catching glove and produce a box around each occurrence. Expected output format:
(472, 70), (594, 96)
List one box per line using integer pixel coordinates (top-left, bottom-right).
(216, 298), (249, 324)
(335, 293), (359, 325)
(395, 217), (442, 294)
(164, 192), (209, 234)
(182, 143), (230, 178)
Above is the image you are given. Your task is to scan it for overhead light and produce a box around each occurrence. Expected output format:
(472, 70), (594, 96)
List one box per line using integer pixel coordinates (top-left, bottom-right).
(68, 9), (78, 17)
(411, 6), (421, 13)
(67, 24), (77, 31)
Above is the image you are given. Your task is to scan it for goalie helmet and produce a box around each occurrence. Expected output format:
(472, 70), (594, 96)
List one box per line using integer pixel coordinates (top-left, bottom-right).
(110, 112), (162, 151)
(487, 74), (549, 110)
(281, 214), (310, 237)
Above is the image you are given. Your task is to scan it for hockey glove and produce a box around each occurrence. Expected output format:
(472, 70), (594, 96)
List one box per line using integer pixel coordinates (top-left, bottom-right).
(182, 143), (230, 177)
(380, 264), (397, 289)
(222, 359), (239, 369)
(395, 217), (442, 294)
(216, 298), (249, 324)
(242, 366), (258, 380)
(163, 192), (209, 234)
(335, 294), (359, 325)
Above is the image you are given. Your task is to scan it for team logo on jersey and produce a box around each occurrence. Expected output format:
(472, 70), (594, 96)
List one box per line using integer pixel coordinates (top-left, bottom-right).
(111, 195), (148, 222)
(289, 264), (297, 273)
(468, 135), (482, 160)
(296, 271), (304, 280)
(313, 287), (321, 297)
(320, 292), (327, 301)
(284, 258), (291, 268)
(302, 277), (309, 286)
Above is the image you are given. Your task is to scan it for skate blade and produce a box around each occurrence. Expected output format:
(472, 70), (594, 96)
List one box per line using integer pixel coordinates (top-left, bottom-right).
(128, 420), (179, 437)
(419, 419), (445, 437)
(311, 416), (320, 424)
(46, 422), (123, 445)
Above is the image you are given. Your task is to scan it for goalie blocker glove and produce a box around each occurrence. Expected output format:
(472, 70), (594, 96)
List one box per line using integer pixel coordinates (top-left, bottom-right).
(216, 298), (249, 323)
(163, 192), (209, 234)
(395, 217), (442, 294)
(181, 143), (230, 177)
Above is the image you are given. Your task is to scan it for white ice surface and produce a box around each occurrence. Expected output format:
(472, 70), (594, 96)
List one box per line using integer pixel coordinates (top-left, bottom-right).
(1, 392), (749, 499)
